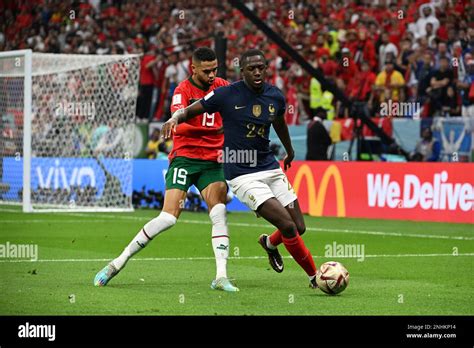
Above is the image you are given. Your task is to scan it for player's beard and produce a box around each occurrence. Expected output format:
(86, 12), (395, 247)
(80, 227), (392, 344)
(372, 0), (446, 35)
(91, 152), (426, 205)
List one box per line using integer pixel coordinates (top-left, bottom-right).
(197, 75), (213, 89)
(204, 79), (213, 88)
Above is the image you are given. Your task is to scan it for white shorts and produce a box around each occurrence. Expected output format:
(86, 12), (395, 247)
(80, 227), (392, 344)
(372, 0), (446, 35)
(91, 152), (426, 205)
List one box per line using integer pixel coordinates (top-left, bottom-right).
(228, 168), (297, 211)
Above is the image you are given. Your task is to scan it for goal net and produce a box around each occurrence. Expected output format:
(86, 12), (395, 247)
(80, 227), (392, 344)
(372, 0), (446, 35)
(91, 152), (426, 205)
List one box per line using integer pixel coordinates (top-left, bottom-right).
(0, 50), (140, 212)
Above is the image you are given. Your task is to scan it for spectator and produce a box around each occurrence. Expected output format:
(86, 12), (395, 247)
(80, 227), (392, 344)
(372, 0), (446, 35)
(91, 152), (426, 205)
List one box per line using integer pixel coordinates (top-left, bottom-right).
(149, 51), (168, 121)
(434, 42), (452, 69)
(441, 86), (461, 116)
(145, 128), (167, 159)
(427, 56), (455, 116)
(346, 61), (376, 115)
(176, 50), (191, 84)
(318, 50), (338, 78)
(396, 38), (414, 76)
(411, 128), (440, 161)
(414, 51), (435, 103)
(337, 47), (359, 86)
(413, 3), (440, 39)
(325, 31), (340, 58)
(374, 61), (406, 106)
(136, 45), (157, 121)
(162, 52), (179, 121)
(306, 107), (332, 161)
(2, 0), (471, 155)
(309, 72), (335, 121)
(424, 22), (437, 48)
(378, 32), (398, 71)
(385, 51), (405, 75)
(354, 28), (377, 71)
(457, 58), (474, 118)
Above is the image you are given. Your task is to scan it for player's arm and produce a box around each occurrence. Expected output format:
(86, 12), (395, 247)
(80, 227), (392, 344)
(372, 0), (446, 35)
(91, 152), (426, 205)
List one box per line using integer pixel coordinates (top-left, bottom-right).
(272, 112), (295, 171)
(163, 87), (226, 139)
(170, 86), (218, 137)
(162, 100), (205, 139)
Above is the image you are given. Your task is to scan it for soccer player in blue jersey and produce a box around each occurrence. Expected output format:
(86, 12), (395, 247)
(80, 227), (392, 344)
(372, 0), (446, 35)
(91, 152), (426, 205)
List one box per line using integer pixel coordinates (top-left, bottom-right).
(163, 49), (318, 288)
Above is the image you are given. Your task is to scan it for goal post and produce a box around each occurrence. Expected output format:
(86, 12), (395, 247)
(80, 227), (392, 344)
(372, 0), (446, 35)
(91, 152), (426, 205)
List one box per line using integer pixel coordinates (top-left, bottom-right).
(0, 50), (140, 212)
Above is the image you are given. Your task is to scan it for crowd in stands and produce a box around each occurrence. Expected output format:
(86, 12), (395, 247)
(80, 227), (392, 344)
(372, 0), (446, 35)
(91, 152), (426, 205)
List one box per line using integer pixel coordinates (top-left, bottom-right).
(1, 0), (473, 161)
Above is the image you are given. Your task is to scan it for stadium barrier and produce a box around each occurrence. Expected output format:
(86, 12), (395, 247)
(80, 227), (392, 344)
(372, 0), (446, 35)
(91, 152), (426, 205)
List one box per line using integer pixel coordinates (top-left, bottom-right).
(3, 158), (472, 223)
(285, 161), (473, 224)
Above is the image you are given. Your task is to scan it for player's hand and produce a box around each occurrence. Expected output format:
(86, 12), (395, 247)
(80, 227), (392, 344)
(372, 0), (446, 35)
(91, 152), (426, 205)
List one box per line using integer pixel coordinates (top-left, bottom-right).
(283, 150), (294, 171)
(162, 118), (177, 139)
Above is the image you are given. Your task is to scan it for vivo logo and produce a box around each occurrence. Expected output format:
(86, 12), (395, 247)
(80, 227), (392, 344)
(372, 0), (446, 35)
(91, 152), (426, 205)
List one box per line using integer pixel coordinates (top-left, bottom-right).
(36, 160), (96, 189)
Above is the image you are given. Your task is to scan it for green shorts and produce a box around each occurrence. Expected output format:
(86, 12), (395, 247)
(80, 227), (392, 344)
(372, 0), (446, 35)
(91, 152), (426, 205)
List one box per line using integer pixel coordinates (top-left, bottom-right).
(165, 156), (225, 192)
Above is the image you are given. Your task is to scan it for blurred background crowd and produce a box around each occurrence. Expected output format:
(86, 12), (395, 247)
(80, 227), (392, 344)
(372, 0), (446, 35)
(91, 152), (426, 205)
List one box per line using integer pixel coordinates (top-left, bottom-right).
(1, 0), (473, 162)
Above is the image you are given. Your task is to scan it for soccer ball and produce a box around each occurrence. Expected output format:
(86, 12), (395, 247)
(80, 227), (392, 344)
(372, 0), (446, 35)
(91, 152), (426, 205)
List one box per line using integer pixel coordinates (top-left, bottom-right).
(316, 261), (350, 295)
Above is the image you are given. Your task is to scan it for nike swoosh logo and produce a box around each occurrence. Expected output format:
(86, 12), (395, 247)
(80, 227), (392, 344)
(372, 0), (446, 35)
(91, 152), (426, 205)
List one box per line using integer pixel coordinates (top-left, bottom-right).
(234, 105), (246, 109)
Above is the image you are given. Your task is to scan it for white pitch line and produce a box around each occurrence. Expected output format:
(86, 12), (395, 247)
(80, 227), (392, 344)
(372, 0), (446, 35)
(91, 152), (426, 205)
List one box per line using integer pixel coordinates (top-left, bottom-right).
(179, 220), (474, 241)
(0, 253), (473, 263)
(0, 208), (21, 212)
(1, 220), (113, 224)
(1, 215), (473, 241)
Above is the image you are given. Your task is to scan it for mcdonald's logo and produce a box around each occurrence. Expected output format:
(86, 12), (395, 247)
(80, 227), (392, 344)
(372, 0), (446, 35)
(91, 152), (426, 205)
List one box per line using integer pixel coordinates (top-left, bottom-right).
(292, 164), (346, 217)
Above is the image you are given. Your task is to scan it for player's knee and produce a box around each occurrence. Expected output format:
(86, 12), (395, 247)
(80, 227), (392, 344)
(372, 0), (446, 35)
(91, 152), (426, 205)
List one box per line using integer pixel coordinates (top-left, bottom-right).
(162, 204), (182, 219)
(209, 203), (227, 226)
(156, 212), (177, 229)
(143, 211), (177, 238)
(297, 223), (306, 236)
(279, 221), (297, 238)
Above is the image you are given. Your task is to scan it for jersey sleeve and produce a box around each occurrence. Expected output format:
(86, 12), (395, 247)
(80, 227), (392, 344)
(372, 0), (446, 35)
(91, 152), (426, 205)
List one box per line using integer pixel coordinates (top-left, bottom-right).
(199, 86), (229, 115)
(170, 84), (189, 114)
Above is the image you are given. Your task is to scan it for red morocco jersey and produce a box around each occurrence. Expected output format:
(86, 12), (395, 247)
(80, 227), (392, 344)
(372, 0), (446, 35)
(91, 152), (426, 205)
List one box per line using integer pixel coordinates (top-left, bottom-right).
(169, 76), (228, 162)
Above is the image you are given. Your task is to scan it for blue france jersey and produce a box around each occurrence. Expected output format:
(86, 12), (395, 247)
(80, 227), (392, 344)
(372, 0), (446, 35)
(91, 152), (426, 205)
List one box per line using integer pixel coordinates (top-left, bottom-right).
(200, 80), (286, 180)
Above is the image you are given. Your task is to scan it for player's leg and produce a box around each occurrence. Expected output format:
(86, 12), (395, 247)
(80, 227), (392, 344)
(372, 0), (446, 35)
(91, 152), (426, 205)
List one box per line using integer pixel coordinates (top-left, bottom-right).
(94, 189), (184, 286)
(201, 181), (229, 279)
(198, 164), (238, 292)
(285, 199), (306, 235)
(256, 198), (317, 287)
(258, 171), (300, 272)
(265, 199), (306, 251)
(229, 171), (317, 286)
(94, 157), (192, 286)
(262, 169), (306, 248)
(229, 172), (284, 272)
(112, 189), (184, 269)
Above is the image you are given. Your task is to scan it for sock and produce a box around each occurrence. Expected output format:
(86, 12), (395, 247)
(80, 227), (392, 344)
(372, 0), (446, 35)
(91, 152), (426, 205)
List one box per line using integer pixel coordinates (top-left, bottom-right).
(209, 203), (229, 279)
(282, 234), (317, 277)
(112, 212), (176, 270)
(267, 229), (283, 249)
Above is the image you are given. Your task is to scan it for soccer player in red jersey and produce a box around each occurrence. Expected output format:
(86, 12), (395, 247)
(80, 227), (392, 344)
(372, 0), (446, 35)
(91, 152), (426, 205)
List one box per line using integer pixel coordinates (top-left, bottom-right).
(94, 48), (239, 292)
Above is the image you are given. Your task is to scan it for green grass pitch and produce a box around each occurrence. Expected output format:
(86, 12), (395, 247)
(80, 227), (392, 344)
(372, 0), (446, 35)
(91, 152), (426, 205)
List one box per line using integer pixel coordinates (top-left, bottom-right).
(0, 205), (473, 315)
